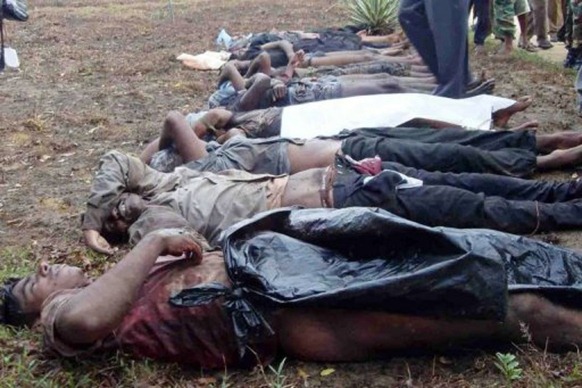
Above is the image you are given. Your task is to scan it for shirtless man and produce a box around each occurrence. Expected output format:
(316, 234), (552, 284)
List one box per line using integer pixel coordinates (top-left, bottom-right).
(210, 60), (439, 111)
(141, 111), (582, 179)
(5, 227), (582, 368)
(190, 94), (534, 141)
(82, 151), (582, 255)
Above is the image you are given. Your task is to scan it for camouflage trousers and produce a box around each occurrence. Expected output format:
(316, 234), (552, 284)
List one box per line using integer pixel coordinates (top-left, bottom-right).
(572, 0), (582, 45)
(493, 0), (531, 38)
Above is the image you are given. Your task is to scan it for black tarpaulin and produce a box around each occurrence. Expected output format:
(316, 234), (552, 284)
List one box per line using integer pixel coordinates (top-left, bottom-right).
(171, 207), (582, 356)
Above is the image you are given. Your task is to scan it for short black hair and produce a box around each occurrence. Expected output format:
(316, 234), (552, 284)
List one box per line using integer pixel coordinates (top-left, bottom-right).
(0, 278), (38, 327)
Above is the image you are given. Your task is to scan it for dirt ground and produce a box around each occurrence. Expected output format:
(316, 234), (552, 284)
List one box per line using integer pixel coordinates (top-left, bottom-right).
(1, 0), (582, 386)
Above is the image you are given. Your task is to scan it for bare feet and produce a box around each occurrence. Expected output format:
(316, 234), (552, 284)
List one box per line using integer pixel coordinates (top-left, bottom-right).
(537, 144), (582, 171)
(496, 37), (514, 57)
(474, 44), (486, 56)
(492, 96), (533, 128)
(507, 120), (539, 131)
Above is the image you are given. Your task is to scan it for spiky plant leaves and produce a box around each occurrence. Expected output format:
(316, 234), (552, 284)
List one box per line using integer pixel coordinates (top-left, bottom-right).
(344, 0), (400, 34)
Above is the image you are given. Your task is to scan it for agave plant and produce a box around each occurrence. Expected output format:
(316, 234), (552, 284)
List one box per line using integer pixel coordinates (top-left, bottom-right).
(344, 0), (400, 34)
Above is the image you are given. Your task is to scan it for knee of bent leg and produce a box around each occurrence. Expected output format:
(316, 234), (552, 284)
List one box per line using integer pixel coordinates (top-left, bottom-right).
(164, 111), (183, 130)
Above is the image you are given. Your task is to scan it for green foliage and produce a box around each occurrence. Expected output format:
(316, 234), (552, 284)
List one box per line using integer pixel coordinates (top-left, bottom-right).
(343, 0), (400, 34)
(494, 352), (523, 385)
(268, 358), (292, 388)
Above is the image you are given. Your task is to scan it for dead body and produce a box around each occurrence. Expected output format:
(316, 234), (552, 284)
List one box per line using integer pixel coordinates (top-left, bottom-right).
(142, 111), (582, 178)
(82, 151), (582, 256)
(186, 94), (534, 142)
(4, 228), (582, 369)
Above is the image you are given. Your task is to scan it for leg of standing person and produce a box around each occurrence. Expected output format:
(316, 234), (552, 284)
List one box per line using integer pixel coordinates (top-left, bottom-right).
(474, 0), (493, 53)
(576, 65), (582, 114)
(548, 0), (565, 40)
(398, 0), (440, 78)
(424, 0), (473, 98)
(494, 0), (518, 54)
(528, 0), (554, 48)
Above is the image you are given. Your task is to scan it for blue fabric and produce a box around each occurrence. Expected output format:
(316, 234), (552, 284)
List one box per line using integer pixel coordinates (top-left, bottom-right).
(399, 0), (472, 98)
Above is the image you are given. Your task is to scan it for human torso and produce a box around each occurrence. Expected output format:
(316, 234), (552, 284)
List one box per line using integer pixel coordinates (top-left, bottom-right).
(42, 253), (276, 368)
(282, 168), (326, 208)
(150, 169), (281, 246)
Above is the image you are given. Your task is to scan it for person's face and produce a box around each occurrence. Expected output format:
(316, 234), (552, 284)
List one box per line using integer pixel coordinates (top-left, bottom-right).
(104, 193), (145, 235)
(12, 262), (90, 313)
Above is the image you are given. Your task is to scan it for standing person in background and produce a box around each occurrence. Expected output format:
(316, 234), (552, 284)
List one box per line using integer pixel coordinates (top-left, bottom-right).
(528, 0), (554, 48)
(471, 0), (493, 55)
(398, 0), (473, 98)
(494, 0), (535, 54)
(548, 0), (565, 41)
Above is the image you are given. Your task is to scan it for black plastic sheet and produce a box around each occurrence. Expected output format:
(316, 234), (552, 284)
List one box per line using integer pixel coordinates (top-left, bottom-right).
(171, 207), (582, 356)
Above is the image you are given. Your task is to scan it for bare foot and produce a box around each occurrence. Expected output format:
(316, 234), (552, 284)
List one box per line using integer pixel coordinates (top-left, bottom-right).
(492, 96), (533, 128)
(474, 44), (486, 56)
(507, 120), (539, 131)
(495, 40), (513, 57)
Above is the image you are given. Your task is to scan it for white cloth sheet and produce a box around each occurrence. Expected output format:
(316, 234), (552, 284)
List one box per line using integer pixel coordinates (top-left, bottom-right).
(280, 93), (516, 138)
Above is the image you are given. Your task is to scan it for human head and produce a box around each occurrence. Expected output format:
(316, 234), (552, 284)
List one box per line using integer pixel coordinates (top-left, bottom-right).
(102, 193), (146, 236)
(1, 262), (89, 327)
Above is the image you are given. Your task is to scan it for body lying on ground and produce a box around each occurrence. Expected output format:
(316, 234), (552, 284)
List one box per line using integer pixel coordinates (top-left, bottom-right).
(82, 150), (582, 255)
(4, 212), (582, 368)
(188, 93), (531, 143)
(141, 111), (582, 178)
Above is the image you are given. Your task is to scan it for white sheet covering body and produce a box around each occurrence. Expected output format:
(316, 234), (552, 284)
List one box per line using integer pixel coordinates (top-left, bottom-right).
(280, 94), (516, 138)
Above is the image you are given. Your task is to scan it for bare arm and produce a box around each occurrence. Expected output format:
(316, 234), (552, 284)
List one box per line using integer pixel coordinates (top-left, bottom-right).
(238, 73), (273, 111)
(56, 230), (204, 345)
(218, 62), (246, 91)
(193, 108), (234, 138)
(261, 40), (295, 62)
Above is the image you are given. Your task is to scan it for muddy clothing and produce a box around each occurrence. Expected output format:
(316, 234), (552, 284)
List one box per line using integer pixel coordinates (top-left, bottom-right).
(237, 29), (363, 67)
(331, 163), (582, 235)
(82, 151), (287, 246)
(151, 137), (300, 174)
(228, 108), (283, 138)
(338, 127), (538, 177)
(208, 81), (239, 110)
(284, 76), (343, 106)
(309, 61), (411, 77)
(471, 0), (492, 45)
(41, 252), (276, 367)
(493, 0), (531, 38)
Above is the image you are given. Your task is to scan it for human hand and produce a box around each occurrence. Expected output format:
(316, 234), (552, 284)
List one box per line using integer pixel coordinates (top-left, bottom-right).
(290, 50), (305, 68)
(155, 229), (204, 264)
(272, 83), (287, 101)
(84, 229), (116, 256)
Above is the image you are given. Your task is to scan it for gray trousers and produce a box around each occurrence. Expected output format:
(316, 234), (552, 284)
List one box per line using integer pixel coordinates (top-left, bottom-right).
(527, 0), (549, 40)
(576, 65), (582, 111)
(398, 0), (472, 98)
